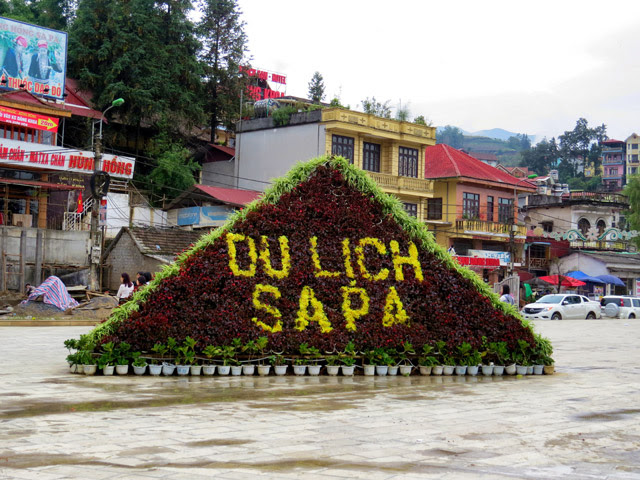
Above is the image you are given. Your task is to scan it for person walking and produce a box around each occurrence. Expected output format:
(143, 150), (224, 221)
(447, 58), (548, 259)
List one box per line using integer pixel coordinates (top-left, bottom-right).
(500, 285), (516, 305)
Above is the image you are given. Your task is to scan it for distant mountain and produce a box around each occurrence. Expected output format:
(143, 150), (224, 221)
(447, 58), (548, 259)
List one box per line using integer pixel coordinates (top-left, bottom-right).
(436, 126), (537, 143)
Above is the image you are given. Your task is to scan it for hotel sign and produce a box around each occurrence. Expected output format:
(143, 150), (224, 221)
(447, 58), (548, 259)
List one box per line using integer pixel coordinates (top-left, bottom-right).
(0, 106), (59, 132)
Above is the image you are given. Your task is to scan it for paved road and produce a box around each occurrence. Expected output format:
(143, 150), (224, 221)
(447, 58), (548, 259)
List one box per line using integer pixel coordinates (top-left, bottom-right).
(1, 320), (639, 479)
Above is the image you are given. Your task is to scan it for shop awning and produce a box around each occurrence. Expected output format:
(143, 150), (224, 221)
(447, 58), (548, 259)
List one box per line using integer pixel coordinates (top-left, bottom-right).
(566, 270), (605, 284)
(596, 274), (625, 287)
(0, 178), (83, 190)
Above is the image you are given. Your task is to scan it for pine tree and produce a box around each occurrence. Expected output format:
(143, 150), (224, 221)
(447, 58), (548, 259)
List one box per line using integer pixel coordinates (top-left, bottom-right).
(197, 0), (249, 142)
(307, 71), (325, 103)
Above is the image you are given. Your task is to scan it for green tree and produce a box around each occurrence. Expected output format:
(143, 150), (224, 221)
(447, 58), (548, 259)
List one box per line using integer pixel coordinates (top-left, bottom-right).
(148, 131), (201, 204)
(307, 71), (325, 103)
(413, 115), (427, 126)
(395, 101), (410, 122)
(329, 96), (349, 109)
(521, 137), (559, 176)
(0, 0), (38, 23)
(558, 118), (607, 181)
(69, 0), (203, 144)
(360, 96), (391, 118)
(197, 0), (249, 142)
(624, 175), (640, 248)
(436, 125), (464, 149)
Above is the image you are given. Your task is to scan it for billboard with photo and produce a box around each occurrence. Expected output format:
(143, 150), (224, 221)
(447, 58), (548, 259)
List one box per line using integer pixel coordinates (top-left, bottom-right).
(0, 16), (67, 99)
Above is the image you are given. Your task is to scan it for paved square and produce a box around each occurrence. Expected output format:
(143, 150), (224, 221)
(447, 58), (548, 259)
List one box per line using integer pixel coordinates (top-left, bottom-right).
(1, 319), (639, 479)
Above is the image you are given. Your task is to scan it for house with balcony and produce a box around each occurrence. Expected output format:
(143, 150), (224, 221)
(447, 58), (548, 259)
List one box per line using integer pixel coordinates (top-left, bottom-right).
(423, 144), (536, 280)
(625, 133), (640, 180)
(601, 139), (626, 191)
(205, 107), (437, 220)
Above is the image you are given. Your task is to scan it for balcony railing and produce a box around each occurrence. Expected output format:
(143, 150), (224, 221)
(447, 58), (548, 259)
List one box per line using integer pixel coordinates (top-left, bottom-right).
(455, 218), (526, 237)
(366, 171), (433, 194)
(322, 108), (436, 139)
(527, 257), (549, 268)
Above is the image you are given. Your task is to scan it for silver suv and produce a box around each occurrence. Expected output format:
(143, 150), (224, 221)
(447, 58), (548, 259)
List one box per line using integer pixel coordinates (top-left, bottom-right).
(600, 296), (640, 319)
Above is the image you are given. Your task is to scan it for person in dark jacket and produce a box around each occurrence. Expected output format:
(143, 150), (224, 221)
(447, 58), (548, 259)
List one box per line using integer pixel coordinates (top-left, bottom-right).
(28, 40), (62, 84)
(3, 36), (27, 79)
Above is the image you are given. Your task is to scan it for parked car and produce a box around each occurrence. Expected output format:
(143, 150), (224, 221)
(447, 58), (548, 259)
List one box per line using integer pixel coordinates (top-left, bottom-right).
(521, 294), (602, 320)
(600, 296), (640, 319)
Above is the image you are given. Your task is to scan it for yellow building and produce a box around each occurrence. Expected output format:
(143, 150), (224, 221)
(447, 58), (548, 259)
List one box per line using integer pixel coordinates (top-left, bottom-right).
(223, 107), (436, 221)
(584, 161), (603, 178)
(626, 133), (640, 178)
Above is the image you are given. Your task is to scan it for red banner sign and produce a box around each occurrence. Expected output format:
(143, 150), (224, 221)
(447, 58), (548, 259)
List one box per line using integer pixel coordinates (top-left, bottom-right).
(0, 106), (59, 132)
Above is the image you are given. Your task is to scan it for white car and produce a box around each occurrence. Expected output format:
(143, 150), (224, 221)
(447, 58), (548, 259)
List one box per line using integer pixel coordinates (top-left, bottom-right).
(600, 296), (640, 319)
(521, 294), (602, 320)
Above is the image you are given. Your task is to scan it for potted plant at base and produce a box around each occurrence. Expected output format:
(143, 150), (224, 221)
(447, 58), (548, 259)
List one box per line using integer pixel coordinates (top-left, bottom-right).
(340, 341), (357, 376)
(292, 358), (307, 376)
(218, 345), (235, 375)
(152, 341), (174, 376)
(241, 339), (257, 376)
(325, 355), (341, 376)
(386, 348), (399, 376)
(131, 352), (147, 375)
(175, 344), (190, 376)
(255, 337), (271, 376)
(532, 337), (553, 375)
(362, 349), (376, 376)
(114, 342), (131, 375)
(466, 349), (483, 376)
(202, 345), (219, 376)
(515, 340), (531, 375)
(437, 341), (455, 375)
(181, 337), (201, 376)
(229, 339), (243, 375)
(455, 342), (473, 376)
(398, 342), (415, 376)
(418, 344), (438, 376)
(81, 350), (97, 375)
(271, 354), (288, 375)
(489, 341), (508, 376)
(373, 348), (390, 376)
(64, 339), (82, 373)
(306, 345), (322, 376)
(97, 341), (115, 376)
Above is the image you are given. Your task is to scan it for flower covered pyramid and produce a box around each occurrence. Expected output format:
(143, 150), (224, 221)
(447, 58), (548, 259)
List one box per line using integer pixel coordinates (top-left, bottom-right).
(88, 156), (544, 357)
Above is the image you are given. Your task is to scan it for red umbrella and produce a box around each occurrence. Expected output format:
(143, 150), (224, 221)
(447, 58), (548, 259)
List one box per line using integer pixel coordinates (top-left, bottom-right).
(538, 275), (586, 287)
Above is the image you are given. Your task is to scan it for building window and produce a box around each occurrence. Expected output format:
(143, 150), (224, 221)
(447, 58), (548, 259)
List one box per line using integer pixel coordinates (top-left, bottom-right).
(597, 220), (606, 235)
(578, 218), (591, 235)
(633, 144), (638, 150)
(427, 198), (442, 220)
(486, 195), (494, 222)
(403, 202), (417, 218)
(498, 197), (513, 223)
(362, 142), (380, 172)
(332, 135), (354, 163)
(633, 154), (638, 162)
(398, 146), (418, 178)
(632, 167), (638, 175)
(540, 221), (553, 233)
(462, 192), (480, 219)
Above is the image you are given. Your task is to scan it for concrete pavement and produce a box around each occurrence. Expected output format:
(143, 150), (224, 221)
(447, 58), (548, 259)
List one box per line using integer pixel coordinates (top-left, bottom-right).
(1, 319), (639, 479)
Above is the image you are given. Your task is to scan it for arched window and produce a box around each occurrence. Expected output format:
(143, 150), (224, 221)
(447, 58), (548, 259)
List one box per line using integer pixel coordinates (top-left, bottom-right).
(597, 220), (606, 235)
(578, 218), (591, 235)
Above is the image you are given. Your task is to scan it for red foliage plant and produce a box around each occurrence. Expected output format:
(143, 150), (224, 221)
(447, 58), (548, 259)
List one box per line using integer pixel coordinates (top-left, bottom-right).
(110, 166), (534, 353)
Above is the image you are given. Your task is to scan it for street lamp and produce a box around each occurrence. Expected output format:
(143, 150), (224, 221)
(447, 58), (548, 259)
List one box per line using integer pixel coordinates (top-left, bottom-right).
(89, 98), (125, 291)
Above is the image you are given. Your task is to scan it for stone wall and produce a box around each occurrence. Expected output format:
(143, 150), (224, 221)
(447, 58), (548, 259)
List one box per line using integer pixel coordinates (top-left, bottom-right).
(103, 231), (163, 291)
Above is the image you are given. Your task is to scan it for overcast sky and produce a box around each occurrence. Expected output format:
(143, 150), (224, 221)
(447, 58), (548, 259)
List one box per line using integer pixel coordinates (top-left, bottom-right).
(236, 0), (640, 142)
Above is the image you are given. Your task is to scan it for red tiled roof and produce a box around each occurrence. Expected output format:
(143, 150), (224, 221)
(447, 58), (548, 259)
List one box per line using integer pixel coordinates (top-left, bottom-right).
(195, 185), (261, 206)
(425, 144), (536, 189)
(469, 151), (498, 162)
(207, 143), (235, 157)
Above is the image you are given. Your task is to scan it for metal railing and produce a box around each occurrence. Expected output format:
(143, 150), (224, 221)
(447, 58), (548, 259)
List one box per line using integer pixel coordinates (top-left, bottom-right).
(455, 218), (526, 236)
(366, 171), (434, 194)
(63, 196), (94, 231)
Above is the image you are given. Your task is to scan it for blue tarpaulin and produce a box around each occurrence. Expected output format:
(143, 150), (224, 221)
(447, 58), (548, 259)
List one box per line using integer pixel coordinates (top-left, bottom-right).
(566, 270), (605, 284)
(596, 274), (626, 287)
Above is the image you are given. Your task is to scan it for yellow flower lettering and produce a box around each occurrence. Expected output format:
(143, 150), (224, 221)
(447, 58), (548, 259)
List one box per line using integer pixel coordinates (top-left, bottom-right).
(342, 238), (355, 279)
(310, 236), (341, 277)
(259, 235), (291, 279)
(389, 240), (423, 282)
(251, 284), (282, 333)
(226, 232), (257, 277)
(382, 286), (409, 327)
(341, 286), (370, 331)
(295, 286), (333, 333)
(354, 237), (389, 281)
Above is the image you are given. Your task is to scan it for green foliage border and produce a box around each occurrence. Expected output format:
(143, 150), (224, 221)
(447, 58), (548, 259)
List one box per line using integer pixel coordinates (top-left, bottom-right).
(87, 155), (547, 350)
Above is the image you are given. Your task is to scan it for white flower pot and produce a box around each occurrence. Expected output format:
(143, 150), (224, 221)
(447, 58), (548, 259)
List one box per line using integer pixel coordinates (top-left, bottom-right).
(116, 364), (129, 375)
(419, 366), (432, 376)
(162, 363), (176, 376)
(375, 365), (388, 376)
(293, 365), (307, 376)
(242, 365), (255, 376)
(257, 365), (271, 376)
(341, 365), (355, 376)
(493, 365), (505, 376)
(455, 366), (467, 376)
(467, 365), (479, 376)
(83, 364), (97, 375)
(526, 366), (534, 375)
(387, 366), (399, 376)
(516, 365), (527, 375)
(399, 365), (412, 376)
(432, 365), (444, 375)
(326, 365), (340, 376)
(533, 365), (544, 375)
(148, 364), (162, 376)
(190, 365), (202, 376)
(363, 364), (375, 376)
(505, 364), (517, 375)
(218, 365), (231, 375)
(443, 366), (454, 375)
(176, 365), (190, 376)
(230, 366), (242, 376)
(202, 365), (216, 376)
(274, 365), (288, 376)
(481, 365), (494, 376)
(133, 365), (147, 375)
(102, 365), (115, 376)
(307, 365), (321, 376)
